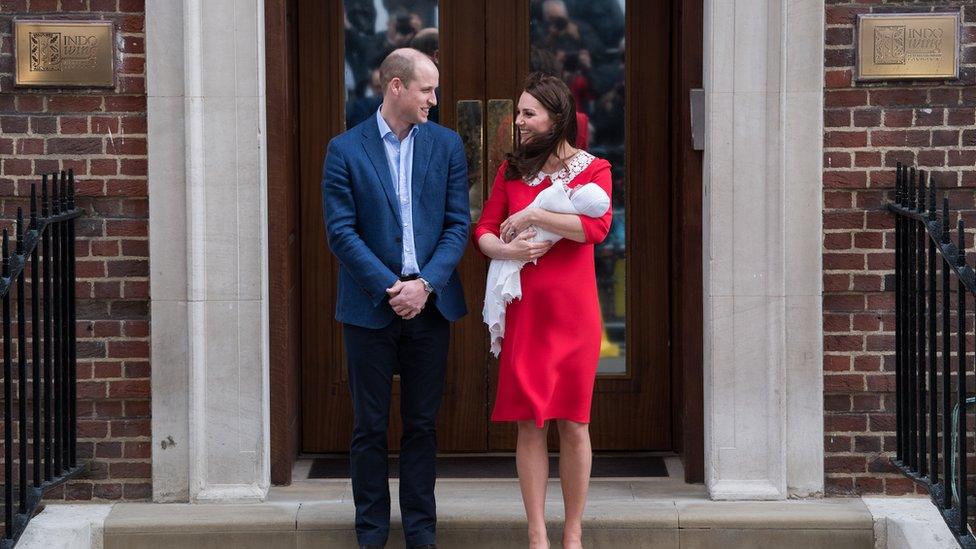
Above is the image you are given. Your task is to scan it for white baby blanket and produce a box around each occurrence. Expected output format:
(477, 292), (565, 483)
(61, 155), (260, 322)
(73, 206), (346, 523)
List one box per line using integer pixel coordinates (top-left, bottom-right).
(483, 182), (610, 356)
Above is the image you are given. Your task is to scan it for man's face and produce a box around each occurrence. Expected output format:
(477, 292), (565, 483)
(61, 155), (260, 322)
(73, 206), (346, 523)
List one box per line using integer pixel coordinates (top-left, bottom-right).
(390, 61), (438, 125)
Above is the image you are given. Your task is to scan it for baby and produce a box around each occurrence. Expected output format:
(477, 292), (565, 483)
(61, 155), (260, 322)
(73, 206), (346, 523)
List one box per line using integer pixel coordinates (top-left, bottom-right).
(483, 182), (610, 356)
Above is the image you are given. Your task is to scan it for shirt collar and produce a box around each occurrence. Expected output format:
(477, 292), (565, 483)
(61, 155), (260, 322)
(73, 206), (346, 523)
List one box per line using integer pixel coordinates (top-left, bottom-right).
(376, 105), (419, 141)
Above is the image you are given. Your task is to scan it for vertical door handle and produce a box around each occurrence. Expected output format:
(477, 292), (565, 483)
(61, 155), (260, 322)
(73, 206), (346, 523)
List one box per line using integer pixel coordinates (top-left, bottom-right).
(456, 100), (484, 221)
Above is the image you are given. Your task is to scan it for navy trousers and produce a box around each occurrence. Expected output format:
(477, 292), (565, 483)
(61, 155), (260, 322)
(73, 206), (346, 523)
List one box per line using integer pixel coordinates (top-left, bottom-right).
(343, 304), (449, 548)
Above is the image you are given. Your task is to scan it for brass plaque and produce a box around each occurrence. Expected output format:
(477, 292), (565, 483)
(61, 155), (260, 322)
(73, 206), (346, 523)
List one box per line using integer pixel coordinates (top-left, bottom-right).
(14, 20), (115, 87)
(856, 13), (959, 81)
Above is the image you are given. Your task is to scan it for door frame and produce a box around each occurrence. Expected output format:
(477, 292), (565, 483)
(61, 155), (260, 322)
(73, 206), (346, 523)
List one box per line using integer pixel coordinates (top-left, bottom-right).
(264, 0), (703, 484)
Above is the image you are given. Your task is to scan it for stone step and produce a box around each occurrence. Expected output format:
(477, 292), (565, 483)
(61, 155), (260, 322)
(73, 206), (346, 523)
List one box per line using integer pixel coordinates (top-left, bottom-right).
(101, 480), (876, 549)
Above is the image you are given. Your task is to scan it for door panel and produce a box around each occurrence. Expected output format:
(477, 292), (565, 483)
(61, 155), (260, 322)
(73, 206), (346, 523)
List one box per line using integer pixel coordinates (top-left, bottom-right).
(299, 0), (671, 454)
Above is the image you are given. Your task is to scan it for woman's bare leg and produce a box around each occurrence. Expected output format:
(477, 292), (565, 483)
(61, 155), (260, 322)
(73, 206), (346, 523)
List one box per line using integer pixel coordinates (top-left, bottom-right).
(517, 420), (550, 548)
(557, 420), (592, 549)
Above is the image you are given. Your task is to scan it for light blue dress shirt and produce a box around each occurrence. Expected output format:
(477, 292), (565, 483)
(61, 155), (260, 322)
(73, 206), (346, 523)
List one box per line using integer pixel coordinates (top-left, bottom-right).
(376, 107), (421, 276)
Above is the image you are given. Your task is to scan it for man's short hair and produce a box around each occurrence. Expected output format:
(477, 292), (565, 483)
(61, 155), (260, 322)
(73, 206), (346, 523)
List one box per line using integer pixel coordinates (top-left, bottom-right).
(379, 50), (417, 92)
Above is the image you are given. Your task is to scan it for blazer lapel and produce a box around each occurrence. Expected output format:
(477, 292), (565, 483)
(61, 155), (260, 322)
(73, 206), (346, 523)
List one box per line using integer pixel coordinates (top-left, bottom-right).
(361, 122), (402, 225)
(411, 124), (433, 203)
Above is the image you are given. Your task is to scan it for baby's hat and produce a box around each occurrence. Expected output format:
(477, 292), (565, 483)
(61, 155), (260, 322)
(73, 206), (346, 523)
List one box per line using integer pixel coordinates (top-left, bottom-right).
(569, 183), (611, 217)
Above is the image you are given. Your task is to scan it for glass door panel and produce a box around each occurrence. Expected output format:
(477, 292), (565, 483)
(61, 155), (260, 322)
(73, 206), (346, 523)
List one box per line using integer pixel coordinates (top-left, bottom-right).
(528, 0), (627, 375)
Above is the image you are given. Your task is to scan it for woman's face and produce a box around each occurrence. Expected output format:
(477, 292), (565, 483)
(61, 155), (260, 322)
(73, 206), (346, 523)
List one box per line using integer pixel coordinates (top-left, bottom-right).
(515, 91), (554, 143)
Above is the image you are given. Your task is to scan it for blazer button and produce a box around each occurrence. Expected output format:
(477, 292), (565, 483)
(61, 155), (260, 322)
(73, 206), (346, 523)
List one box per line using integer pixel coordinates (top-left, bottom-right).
(395, 237), (402, 243)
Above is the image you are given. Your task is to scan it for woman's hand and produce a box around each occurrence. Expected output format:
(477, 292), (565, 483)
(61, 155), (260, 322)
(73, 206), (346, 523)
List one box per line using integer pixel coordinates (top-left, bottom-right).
(503, 230), (552, 262)
(500, 208), (539, 243)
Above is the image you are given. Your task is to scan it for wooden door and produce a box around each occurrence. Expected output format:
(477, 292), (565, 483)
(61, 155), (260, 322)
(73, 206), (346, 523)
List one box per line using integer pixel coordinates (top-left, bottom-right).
(298, 0), (672, 453)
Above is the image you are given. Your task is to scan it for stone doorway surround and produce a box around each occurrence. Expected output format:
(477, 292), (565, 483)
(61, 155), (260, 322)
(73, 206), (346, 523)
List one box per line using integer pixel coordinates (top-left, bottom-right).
(144, 0), (824, 502)
(702, 0), (825, 499)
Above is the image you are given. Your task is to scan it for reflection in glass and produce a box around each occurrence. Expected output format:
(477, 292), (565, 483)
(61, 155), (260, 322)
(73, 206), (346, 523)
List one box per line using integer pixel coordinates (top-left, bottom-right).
(343, 0), (440, 129)
(530, 0), (626, 374)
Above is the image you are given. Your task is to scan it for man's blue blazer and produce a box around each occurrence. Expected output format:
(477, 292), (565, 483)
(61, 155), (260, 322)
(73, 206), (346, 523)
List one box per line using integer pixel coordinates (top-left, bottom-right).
(321, 116), (470, 329)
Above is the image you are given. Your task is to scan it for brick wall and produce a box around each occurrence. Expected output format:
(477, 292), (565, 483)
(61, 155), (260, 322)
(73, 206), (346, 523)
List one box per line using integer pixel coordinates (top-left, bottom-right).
(824, 1), (976, 496)
(0, 0), (149, 500)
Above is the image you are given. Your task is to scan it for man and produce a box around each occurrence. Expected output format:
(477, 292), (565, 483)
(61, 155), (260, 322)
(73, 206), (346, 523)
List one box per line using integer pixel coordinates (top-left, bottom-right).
(321, 48), (469, 549)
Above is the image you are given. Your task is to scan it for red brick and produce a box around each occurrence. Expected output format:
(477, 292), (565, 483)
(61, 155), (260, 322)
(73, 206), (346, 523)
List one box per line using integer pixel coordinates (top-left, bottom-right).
(825, 456), (866, 474)
(917, 150), (945, 167)
(95, 442), (122, 459)
(824, 233), (851, 250)
(825, 435), (851, 453)
(16, 138), (43, 155)
(826, 90), (867, 108)
(871, 130), (930, 147)
(47, 138), (103, 155)
(122, 483), (151, 499)
(824, 294), (864, 312)
(929, 88), (960, 106)
(124, 400), (150, 417)
(883, 110), (912, 128)
(825, 69), (851, 88)
(854, 151), (881, 168)
(119, 159), (147, 176)
(66, 483), (93, 501)
(853, 355), (881, 371)
(106, 179), (147, 196)
(108, 378), (149, 398)
(825, 5), (869, 25)
(105, 96), (146, 112)
(852, 109), (881, 127)
(948, 108), (975, 126)
(47, 96), (103, 112)
(825, 110), (851, 128)
(870, 89), (928, 106)
(91, 159), (119, 176)
(824, 373), (864, 391)
(932, 129), (960, 147)
(15, 95), (44, 113)
(120, 116), (146, 134)
(823, 253), (864, 270)
(823, 273), (849, 292)
(109, 462), (151, 479)
(124, 441), (151, 459)
(824, 355), (851, 372)
(824, 171), (866, 189)
(824, 191), (852, 209)
(825, 414), (867, 432)
(825, 131), (867, 148)
(91, 116), (120, 134)
(949, 150), (976, 167)
(105, 219), (147, 237)
(914, 108), (944, 126)
(95, 400), (124, 418)
(93, 484), (123, 500)
(111, 419), (149, 438)
(866, 374), (896, 392)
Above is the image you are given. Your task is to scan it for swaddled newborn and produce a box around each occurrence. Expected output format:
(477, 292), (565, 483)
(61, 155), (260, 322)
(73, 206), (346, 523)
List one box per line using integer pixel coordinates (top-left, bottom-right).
(483, 182), (611, 356)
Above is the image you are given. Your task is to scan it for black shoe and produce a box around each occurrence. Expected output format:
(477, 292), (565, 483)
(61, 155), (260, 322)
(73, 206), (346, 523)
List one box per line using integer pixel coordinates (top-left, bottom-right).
(359, 545), (384, 549)
(411, 545), (436, 549)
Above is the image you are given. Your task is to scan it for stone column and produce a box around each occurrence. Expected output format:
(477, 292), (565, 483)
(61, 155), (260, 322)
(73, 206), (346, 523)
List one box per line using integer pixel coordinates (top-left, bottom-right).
(146, 0), (270, 502)
(702, 0), (825, 499)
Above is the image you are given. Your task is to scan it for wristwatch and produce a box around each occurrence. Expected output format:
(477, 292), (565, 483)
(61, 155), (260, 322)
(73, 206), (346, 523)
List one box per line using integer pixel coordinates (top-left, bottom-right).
(418, 277), (434, 294)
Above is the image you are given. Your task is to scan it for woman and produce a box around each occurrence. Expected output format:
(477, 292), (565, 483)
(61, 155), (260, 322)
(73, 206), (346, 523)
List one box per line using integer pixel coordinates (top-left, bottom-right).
(474, 73), (612, 549)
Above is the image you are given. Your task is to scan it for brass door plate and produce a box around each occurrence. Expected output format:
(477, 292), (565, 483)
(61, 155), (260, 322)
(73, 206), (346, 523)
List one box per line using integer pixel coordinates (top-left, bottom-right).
(856, 13), (960, 81)
(14, 20), (115, 87)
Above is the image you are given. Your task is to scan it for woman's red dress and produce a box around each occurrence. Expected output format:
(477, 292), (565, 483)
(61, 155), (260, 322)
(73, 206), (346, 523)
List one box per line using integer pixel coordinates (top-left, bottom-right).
(474, 153), (612, 427)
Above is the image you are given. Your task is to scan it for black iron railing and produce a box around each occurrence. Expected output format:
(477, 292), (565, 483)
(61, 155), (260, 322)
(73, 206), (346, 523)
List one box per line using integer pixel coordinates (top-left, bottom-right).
(0, 170), (83, 549)
(889, 162), (976, 548)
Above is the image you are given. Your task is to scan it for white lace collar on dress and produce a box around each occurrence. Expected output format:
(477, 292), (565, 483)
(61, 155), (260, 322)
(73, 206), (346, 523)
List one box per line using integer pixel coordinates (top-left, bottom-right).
(524, 150), (596, 187)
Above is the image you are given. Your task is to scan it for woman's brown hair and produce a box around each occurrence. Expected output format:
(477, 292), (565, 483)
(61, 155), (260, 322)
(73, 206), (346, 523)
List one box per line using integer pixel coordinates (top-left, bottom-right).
(504, 73), (577, 181)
